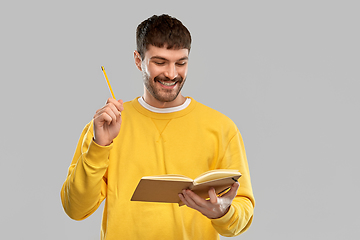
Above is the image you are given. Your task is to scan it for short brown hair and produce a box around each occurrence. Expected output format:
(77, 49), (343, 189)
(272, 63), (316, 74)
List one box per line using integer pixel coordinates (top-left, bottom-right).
(136, 14), (192, 59)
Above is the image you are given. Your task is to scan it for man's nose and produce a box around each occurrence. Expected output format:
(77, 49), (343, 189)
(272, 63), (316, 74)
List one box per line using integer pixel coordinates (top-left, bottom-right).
(164, 63), (178, 80)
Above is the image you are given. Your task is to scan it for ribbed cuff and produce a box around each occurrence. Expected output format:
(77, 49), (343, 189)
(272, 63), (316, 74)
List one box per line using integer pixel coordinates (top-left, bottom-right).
(84, 139), (113, 167)
(211, 204), (235, 226)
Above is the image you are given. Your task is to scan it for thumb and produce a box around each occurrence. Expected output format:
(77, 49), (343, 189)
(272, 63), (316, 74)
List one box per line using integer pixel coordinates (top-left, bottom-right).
(221, 182), (240, 200)
(208, 187), (218, 204)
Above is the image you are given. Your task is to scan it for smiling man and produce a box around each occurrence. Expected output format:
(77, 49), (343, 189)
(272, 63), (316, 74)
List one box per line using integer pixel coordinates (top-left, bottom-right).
(135, 45), (189, 107)
(61, 14), (255, 240)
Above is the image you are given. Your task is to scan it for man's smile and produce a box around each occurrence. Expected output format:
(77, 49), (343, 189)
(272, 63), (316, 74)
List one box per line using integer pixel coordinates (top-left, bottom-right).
(158, 80), (177, 86)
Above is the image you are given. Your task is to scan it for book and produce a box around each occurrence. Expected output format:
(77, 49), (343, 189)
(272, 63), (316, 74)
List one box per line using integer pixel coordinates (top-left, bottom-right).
(131, 169), (241, 205)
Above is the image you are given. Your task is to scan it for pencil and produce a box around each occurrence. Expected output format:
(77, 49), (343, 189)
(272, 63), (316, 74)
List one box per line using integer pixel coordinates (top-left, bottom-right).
(101, 66), (116, 99)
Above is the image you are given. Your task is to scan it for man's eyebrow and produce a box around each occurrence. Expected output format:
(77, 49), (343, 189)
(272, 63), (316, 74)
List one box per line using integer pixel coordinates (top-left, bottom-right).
(178, 57), (189, 61)
(150, 56), (189, 61)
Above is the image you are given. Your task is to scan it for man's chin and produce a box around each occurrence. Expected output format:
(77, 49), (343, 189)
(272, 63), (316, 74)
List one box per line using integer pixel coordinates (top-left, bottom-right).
(153, 94), (179, 103)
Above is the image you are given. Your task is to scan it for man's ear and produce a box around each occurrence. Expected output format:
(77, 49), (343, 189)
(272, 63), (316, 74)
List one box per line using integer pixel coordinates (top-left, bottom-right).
(134, 51), (142, 71)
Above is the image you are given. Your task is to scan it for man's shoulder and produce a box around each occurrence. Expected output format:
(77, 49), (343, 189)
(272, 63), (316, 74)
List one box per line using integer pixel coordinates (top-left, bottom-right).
(123, 98), (138, 106)
(191, 98), (237, 127)
(192, 98), (229, 117)
(122, 97), (140, 113)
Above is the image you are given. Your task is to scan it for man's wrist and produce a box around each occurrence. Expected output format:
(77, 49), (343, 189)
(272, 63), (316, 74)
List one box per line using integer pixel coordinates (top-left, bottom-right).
(210, 204), (235, 223)
(93, 137), (112, 147)
(84, 138), (113, 167)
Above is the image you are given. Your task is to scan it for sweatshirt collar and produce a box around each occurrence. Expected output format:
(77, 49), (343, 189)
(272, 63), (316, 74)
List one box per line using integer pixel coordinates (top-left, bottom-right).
(138, 97), (191, 113)
(131, 96), (197, 119)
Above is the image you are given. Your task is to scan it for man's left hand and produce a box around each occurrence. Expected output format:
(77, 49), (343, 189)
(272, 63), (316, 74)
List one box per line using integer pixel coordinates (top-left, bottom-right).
(178, 182), (240, 219)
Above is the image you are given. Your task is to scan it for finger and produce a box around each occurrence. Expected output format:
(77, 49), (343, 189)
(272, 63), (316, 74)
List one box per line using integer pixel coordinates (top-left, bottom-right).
(183, 190), (208, 208)
(107, 103), (121, 121)
(208, 187), (218, 204)
(107, 98), (123, 112)
(117, 99), (124, 113)
(181, 190), (200, 209)
(95, 107), (117, 125)
(221, 182), (240, 200)
(106, 107), (118, 124)
(106, 97), (114, 104)
(94, 111), (113, 125)
(97, 99), (123, 116)
(178, 193), (188, 206)
(182, 190), (195, 206)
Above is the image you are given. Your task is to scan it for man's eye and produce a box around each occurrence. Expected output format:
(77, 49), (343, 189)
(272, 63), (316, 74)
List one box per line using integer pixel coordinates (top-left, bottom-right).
(176, 62), (187, 66)
(155, 62), (165, 65)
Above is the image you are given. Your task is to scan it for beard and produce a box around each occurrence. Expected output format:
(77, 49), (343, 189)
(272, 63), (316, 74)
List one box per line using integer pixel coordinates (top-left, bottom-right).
(142, 72), (186, 102)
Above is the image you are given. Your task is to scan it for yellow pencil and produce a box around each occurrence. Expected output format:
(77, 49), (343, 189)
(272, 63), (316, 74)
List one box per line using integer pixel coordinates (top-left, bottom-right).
(101, 66), (116, 99)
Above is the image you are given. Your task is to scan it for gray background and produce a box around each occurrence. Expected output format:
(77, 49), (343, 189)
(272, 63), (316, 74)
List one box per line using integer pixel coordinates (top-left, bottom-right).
(1, 0), (359, 239)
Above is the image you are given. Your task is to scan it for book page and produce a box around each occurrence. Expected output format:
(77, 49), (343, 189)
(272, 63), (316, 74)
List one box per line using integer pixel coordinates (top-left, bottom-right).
(194, 169), (240, 184)
(142, 174), (193, 182)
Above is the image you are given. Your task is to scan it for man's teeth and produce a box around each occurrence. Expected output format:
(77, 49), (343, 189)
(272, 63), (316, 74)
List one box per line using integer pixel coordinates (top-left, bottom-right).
(159, 81), (176, 86)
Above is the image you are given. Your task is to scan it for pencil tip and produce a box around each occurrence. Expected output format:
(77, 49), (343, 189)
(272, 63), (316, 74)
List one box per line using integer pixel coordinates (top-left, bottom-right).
(101, 66), (104, 71)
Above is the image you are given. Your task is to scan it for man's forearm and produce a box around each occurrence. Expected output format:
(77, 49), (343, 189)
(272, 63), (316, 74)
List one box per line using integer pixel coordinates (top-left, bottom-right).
(61, 124), (110, 220)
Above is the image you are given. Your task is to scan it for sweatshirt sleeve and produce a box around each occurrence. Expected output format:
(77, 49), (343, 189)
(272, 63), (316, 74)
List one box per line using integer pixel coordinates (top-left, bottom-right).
(60, 121), (111, 220)
(211, 130), (255, 236)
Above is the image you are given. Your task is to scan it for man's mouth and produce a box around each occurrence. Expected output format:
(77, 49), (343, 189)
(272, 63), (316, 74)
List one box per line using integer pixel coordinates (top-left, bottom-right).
(158, 80), (177, 86)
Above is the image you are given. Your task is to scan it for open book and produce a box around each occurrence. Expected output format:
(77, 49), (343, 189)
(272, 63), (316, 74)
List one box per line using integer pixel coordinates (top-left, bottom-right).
(131, 169), (241, 205)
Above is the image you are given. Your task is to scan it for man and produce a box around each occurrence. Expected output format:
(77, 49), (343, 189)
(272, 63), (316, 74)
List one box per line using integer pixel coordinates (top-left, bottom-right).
(61, 14), (255, 239)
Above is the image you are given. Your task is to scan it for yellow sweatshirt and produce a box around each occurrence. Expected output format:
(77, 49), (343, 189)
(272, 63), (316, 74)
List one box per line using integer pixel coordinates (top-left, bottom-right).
(61, 97), (255, 240)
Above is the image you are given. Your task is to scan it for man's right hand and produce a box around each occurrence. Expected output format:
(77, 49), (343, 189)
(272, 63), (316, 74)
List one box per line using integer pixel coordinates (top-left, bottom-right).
(93, 98), (124, 146)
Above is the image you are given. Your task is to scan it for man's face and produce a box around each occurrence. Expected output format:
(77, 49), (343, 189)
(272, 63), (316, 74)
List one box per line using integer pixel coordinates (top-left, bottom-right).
(138, 45), (189, 103)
